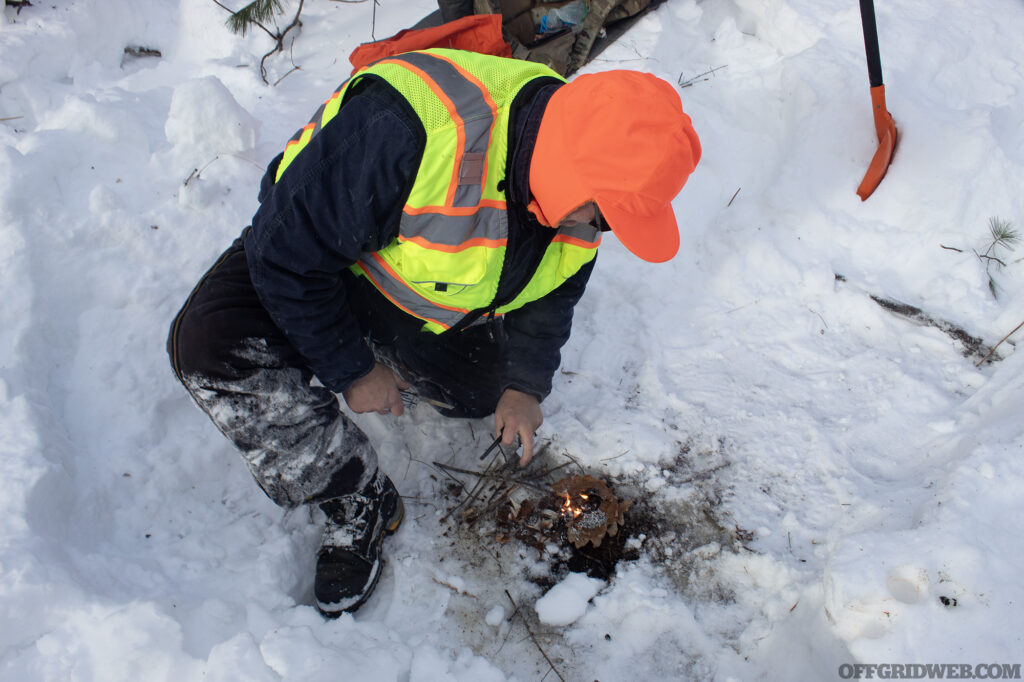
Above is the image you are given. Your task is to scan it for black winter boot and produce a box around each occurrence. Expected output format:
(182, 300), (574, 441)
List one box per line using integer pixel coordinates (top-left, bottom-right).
(314, 472), (404, 616)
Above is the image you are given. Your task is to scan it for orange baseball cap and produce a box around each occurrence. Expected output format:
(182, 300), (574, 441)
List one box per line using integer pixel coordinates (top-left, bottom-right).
(529, 71), (701, 263)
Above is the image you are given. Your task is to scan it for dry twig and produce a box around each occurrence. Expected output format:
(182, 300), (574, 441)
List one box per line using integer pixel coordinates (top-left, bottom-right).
(524, 459), (574, 479)
(600, 449), (630, 462)
(432, 577), (478, 598)
(973, 249), (1008, 267)
(678, 64), (728, 88)
(675, 462), (730, 485)
(505, 590), (566, 682)
(433, 461), (547, 493)
(272, 65), (301, 86)
(975, 319), (1023, 367)
(556, 450), (586, 474)
(436, 461), (494, 521)
(727, 187), (741, 207)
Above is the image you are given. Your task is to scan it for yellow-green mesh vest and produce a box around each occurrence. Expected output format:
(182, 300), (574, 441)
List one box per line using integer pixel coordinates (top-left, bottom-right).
(273, 49), (601, 334)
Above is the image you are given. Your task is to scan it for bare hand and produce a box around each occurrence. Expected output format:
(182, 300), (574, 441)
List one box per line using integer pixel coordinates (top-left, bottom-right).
(494, 389), (543, 467)
(342, 363), (411, 416)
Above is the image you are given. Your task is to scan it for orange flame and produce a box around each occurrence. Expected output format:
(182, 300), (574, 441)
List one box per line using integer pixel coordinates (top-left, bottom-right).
(561, 492), (583, 519)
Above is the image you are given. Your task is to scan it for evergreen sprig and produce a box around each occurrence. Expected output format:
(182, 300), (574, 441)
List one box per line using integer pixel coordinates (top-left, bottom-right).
(226, 0), (284, 37)
(213, 0), (305, 84)
(981, 216), (1019, 300)
(987, 217), (1020, 255)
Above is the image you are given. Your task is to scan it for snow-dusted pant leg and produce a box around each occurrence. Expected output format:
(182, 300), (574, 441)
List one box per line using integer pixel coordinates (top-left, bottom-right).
(167, 239), (377, 507)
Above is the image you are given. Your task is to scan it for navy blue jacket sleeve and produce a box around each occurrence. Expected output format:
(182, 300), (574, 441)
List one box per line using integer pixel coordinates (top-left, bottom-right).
(499, 256), (595, 401)
(244, 80), (424, 393)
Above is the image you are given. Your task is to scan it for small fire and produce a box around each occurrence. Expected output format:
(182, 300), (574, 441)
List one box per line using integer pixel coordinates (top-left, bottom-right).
(549, 475), (632, 550)
(561, 491), (586, 519)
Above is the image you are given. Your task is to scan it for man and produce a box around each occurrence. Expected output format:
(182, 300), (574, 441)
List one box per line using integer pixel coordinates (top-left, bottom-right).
(167, 48), (700, 616)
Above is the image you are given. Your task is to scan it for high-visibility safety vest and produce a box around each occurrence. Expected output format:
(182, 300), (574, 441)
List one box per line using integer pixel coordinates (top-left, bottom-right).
(273, 49), (602, 334)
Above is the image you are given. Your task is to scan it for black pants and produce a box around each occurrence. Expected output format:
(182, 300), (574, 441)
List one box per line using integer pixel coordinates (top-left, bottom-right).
(167, 236), (504, 507)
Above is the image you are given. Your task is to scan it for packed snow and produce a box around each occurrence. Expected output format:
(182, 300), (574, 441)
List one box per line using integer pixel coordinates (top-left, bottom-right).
(1, 0), (1022, 680)
(535, 573), (605, 626)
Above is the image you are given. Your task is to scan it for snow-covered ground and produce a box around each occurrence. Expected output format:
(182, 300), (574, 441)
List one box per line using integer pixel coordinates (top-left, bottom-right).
(2, 0), (1023, 679)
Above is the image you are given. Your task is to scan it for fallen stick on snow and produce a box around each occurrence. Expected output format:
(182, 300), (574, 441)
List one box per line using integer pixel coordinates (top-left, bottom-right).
(834, 273), (1002, 364)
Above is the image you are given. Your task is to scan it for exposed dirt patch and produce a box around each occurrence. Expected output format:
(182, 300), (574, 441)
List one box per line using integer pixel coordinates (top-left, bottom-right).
(437, 435), (745, 592)
(421, 434), (749, 680)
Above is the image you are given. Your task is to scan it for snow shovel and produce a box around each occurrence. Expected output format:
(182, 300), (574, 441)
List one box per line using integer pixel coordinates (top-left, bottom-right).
(855, 0), (897, 200)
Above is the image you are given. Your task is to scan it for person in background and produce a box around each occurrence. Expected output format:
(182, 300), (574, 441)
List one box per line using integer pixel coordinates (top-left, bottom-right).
(167, 48), (700, 616)
(437, 0), (473, 23)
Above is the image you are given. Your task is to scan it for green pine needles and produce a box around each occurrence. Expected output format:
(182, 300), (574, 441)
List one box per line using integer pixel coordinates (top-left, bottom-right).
(982, 217), (1019, 300)
(225, 0), (285, 37)
(940, 216), (1020, 300)
(213, 0), (306, 84)
(986, 217), (1020, 257)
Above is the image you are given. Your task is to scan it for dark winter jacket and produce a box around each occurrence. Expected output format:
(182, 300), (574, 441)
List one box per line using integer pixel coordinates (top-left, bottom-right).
(243, 75), (595, 401)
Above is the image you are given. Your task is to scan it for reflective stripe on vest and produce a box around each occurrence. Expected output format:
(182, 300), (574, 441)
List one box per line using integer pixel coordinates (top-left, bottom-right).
(271, 49), (600, 334)
(275, 82), (349, 184)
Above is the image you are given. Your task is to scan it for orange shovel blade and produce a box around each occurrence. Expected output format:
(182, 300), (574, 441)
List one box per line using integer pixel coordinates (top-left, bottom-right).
(857, 85), (897, 201)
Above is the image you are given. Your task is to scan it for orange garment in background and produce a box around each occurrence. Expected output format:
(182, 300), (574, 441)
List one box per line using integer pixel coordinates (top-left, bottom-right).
(348, 14), (512, 73)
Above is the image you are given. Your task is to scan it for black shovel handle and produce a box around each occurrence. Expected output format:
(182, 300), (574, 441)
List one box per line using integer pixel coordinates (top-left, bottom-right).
(859, 0), (885, 88)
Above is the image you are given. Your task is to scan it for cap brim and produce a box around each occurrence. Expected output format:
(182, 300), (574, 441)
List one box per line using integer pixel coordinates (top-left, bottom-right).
(597, 198), (680, 263)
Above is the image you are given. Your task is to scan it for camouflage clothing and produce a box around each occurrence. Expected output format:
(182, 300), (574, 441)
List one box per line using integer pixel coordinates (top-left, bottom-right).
(472, 0), (656, 76)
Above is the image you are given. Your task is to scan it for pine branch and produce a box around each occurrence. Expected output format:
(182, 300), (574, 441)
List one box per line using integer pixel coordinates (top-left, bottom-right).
(980, 217), (1019, 300)
(226, 0), (284, 36)
(988, 216), (1020, 253)
(259, 0), (304, 84)
(212, 0), (305, 85)
(973, 250), (1008, 268)
(212, 0), (277, 40)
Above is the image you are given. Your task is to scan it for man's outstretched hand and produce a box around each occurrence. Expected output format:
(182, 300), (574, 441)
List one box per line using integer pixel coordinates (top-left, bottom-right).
(343, 363), (411, 416)
(495, 389), (543, 467)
